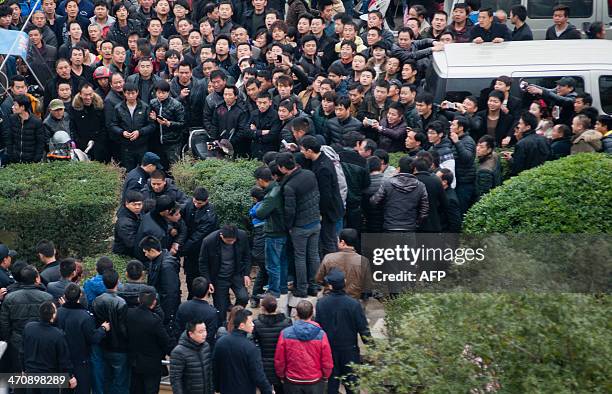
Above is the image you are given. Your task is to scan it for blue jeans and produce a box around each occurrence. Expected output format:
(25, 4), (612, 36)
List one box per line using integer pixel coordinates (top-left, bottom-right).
(90, 345), (105, 394)
(290, 224), (321, 295)
(103, 351), (130, 394)
(265, 236), (288, 296)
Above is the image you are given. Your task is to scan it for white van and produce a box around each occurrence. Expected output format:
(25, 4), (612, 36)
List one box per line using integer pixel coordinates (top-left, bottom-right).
(445, 0), (612, 40)
(425, 40), (612, 114)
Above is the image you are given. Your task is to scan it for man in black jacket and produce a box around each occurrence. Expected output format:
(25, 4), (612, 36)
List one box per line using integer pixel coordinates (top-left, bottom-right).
(300, 136), (344, 258)
(121, 152), (162, 201)
(47, 258), (87, 307)
(112, 191), (143, 257)
(23, 301), (77, 389)
(412, 157), (448, 233)
(504, 111), (551, 176)
(92, 269), (130, 394)
(70, 83), (109, 162)
(140, 236), (181, 332)
(174, 276), (218, 347)
(210, 85), (251, 157)
(0, 244), (16, 289)
(253, 295), (292, 394)
(37, 239), (60, 286)
(469, 7), (512, 43)
(449, 116), (476, 214)
(202, 69), (227, 133)
(2, 94), (45, 164)
(436, 169), (462, 233)
(57, 283), (109, 394)
(141, 170), (189, 207)
(110, 82), (156, 171)
(213, 308), (272, 394)
(134, 195), (177, 260)
(316, 270), (370, 394)
(545, 5), (582, 40)
(0, 265), (53, 373)
(171, 62), (207, 130)
(277, 152), (322, 298)
(180, 187), (219, 300)
(170, 320), (214, 394)
(198, 225), (250, 325)
(118, 260), (165, 320)
(250, 91), (282, 160)
(148, 79), (186, 168)
(127, 289), (173, 394)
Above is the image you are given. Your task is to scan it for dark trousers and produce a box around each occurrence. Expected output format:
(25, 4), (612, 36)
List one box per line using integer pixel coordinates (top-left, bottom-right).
(212, 275), (249, 325)
(73, 360), (92, 394)
(283, 380), (325, 394)
(160, 142), (182, 170)
(290, 224), (321, 295)
(184, 254), (200, 300)
(319, 218), (338, 259)
(455, 183), (475, 215)
(251, 226), (268, 298)
(328, 347), (360, 394)
(344, 205), (362, 233)
(120, 147), (146, 172)
(130, 370), (162, 394)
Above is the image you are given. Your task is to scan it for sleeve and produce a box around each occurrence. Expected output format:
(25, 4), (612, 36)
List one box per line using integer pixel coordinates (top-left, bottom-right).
(260, 116), (282, 145)
(198, 238), (211, 281)
(476, 169), (494, 198)
(290, 65), (309, 89)
(57, 333), (74, 375)
(317, 167), (336, 220)
(183, 211), (219, 255)
(283, 184), (297, 230)
(541, 88), (575, 108)
(380, 123), (407, 141)
(138, 104), (156, 136)
(314, 259), (328, 286)
(320, 332), (334, 379)
(0, 301), (11, 340)
(254, 193), (276, 220)
(454, 138), (475, 165)
(369, 182), (386, 206)
(273, 332), (286, 379)
(417, 184), (429, 225)
(35, 121), (45, 161)
(115, 217), (138, 253)
(117, 303), (129, 340)
(82, 313), (106, 345)
(2, 118), (12, 159)
(239, 236), (251, 277)
(170, 100), (186, 130)
(169, 349), (186, 394)
(447, 197), (462, 233)
(355, 303), (371, 344)
(109, 104), (124, 137)
(361, 257), (373, 298)
(156, 317), (173, 355)
(202, 99), (215, 134)
(248, 346), (273, 394)
(160, 262), (181, 320)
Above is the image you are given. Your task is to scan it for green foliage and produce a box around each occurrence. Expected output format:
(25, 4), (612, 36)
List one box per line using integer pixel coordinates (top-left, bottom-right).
(0, 162), (122, 258)
(172, 158), (263, 229)
(81, 253), (132, 281)
(352, 293), (612, 393)
(388, 152), (403, 169)
(464, 153), (612, 233)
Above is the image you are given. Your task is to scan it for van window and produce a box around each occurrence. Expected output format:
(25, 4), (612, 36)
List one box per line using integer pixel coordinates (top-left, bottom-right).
(599, 76), (612, 114)
(480, 0), (521, 13)
(518, 76), (585, 94)
(527, 0), (593, 19)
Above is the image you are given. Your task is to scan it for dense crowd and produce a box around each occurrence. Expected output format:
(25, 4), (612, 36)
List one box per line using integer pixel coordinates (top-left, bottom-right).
(0, 0), (612, 393)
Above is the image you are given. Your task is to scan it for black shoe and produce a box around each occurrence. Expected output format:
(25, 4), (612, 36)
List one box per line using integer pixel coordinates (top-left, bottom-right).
(291, 290), (308, 298)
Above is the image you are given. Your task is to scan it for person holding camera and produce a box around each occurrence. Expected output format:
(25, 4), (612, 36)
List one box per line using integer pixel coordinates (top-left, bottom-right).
(149, 80), (186, 168)
(525, 77), (578, 127)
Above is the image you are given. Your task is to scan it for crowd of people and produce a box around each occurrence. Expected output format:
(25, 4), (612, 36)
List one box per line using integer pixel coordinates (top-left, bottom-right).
(0, 0), (612, 393)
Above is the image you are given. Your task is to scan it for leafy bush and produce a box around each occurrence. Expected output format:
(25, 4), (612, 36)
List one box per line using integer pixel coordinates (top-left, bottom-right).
(172, 158), (262, 229)
(0, 162), (122, 258)
(464, 153), (612, 233)
(352, 293), (611, 393)
(81, 253), (132, 282)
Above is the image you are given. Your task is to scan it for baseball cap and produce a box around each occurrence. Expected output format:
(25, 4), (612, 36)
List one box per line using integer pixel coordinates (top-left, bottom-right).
(0, 244), (17, 260)
(324, 269), (345, 290)
(93, 66), (111, 80)
(48, 99), (65, 111)
(389, 79), (402, 89)
(556, 77), (576, 88)
(372, 40), (389, 51)
(141, 152), (163, 169)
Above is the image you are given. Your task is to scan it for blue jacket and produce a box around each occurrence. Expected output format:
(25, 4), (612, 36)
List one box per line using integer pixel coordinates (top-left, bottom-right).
(83, 274), (107, 306)
(249, 202), (265, 227)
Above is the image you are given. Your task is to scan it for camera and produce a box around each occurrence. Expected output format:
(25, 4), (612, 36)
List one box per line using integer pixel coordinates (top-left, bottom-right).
(276, 55), (283, 62)
(519, 80), (529, 91)
(447, 102), (457, 110)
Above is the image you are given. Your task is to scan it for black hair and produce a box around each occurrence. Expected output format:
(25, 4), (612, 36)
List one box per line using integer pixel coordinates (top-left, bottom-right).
(139, 236), (162, 252)
(399, 155), (414, 173)
(300, 135), (321, 153)
(296, 300), (313, 319)
(415, 92), (433, 105)
(478, 135), (496, 150)
(410, 157), (430, 173)
(192, 276), (210, 298)
(250, 186), (266, 201)
(102, 269), (119, 289)
(64, 283), (82, 303)
(339, 228), (358, 247)
(96, 256), (113, 275)
(126, 260), (144, 280)
(39, 300), (56, 323)
(520, 111), (538, 131)
(253, 166), (273, 181)
(139, 290), (157, 308)
(275, 152), (296, 170)
(220, 224), (237, 239)
(232, 308), (253, 329)
(20, 265), (38, 285)
(193, 187), (209, 201)
(59, 258), (77, 279)
(510, 4), (527, 21)
(437, 168), (454, 186)
(367, 156), (382, 172)
(36, 240), (55, 258)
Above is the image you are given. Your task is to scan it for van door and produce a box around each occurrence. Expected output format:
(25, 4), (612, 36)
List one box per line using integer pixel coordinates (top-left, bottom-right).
(590, 71), (612, 115)
(602, 0), (612, 39)
(526, 0), (595, 39)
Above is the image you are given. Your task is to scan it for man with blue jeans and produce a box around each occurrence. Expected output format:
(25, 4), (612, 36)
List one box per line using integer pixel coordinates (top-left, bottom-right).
(92, 269), (130, 394)
(277, 152), (322, 298)
(254, 165), (289, 297)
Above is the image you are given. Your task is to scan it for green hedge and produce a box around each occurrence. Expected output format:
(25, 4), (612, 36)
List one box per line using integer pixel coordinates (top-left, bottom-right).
(0, 162), (122, 258)
(352, 293), (611, 393)
(173, 158), (262, 229)
(464, 153), (612, 233)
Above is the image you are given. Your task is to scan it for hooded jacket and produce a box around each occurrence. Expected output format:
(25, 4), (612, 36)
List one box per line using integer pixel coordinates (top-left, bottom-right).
(545, 23), (582, 40)
(70, 92), (106, 154)
(370, 173), (429, 232)
(253, 313), (292, 386)
(170, 331), (214, 394)
(570, 129), (602, 154)
(2, 114), (45, 163)
(274, 320), (333, 384)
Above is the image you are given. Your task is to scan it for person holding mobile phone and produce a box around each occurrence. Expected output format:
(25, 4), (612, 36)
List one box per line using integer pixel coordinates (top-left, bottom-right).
(149, 80), (185, 168)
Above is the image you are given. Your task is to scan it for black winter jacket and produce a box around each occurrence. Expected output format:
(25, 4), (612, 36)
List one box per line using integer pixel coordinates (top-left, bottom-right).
(117, 281), (165, 321)
(2, 114), (45, 163)
(475, 152), (502, 200)
(210, 100), (251, 157)
(451, 132), (476, 187)
(170, 331), (214, 394)
(326, 116), (363, 145)
(198, 229), (251, 283)
(315, 290), (370, 350)
(311, 153), (344, 222)
(69, 92), (107, 159)
(56, 302), (105, 364)
(341, 160), (371, 210)
(170, 77), (206, 128)
(212, 330), (273, 394)
(127, 305), (173, 373)
(550, 136), (572, 160)
(281, 168), (321, 229)
(250, 106), (282, 159)
(122, 166), (150, 201)
(441, 188), (462, 233)
(149, 96), (186, 145)
(174, 299), (218, 347)
(126, 73), (162, 104)
(107, 19), (142, 48)
(370, 173), (429, 232)
(545, 23), (582, 40)
(134, 211), (170, 258)
(202, 90), (225, 133)
(23, 321), (73, 373)
(0, 285), (54, 357)
(415, 171), (448, 233)
(112, 206), (140, 256)
(362, 172), (385, 233)
(92, 291), (129, 353)
(252, 313), (292, 385)
(180, 201), (219, 258)
(511, 131), (551, 175)
(110, 100), (155, 149)
(146, 250), (181, 325)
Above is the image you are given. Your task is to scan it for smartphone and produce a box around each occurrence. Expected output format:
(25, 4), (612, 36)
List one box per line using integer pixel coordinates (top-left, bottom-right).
(276, 55), (283, 62)
(447, 102), (456, 110)
(281, 139), (289, 148)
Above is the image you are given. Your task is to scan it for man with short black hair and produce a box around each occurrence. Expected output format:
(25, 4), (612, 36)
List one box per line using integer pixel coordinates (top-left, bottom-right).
(121, 151), (162, 200)
(198, 225), (251, 325)
(449, 116), (476, 214)
(504, 111), (551, 175)
(174, 276), (218, 346)
(126, 289), (172, 394)
(275, 299), (333, 392)
(435, 168), (462, 233)
(23, 301), (77, 388)
(37, 239), (59, 285)
(170, 320), (214, 394)
(148, 79), (186, 168)
(0, 244), (16, 291)
(180, 188), (219, 300)
(469, 7), (511, 43)
(327, 96), (362, 145)
(117, 260), (163, 318)
(545, 5), (581, 40)
(510, 4), (533, 41)
(46, 258), (86, 305)
(526, 77), (578, 127)
(213, 308), (272, 394)
(112, 191), (143, 257)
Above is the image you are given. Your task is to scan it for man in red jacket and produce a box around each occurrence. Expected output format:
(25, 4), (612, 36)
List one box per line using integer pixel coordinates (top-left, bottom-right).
(274, 300), (333, 393)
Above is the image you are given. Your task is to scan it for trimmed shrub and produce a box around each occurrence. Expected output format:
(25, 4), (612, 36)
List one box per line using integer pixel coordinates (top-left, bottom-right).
(0, 162), (122, 258)
(172, 158), (262, 228)
(464, 153), (612, 233)
(352, 293), (611, 393)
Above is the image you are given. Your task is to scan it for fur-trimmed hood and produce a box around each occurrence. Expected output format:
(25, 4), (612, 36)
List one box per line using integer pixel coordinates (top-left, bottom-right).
(71, 92), (104, 111)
